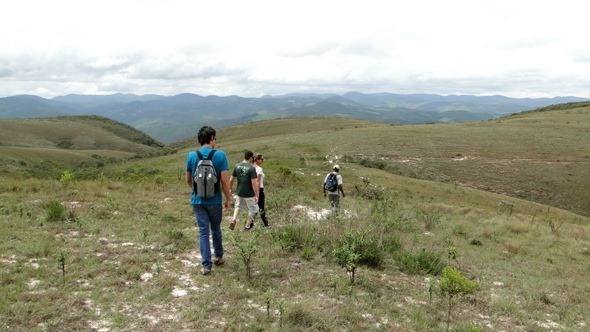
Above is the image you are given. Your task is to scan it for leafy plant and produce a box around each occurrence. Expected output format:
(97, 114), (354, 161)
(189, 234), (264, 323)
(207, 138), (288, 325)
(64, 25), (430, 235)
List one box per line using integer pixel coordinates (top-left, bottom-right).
(229, 231), (259, 279)
(278, 299), (286, 327)
(333, 242), (361, 285)
(301, 247), (314, 261)
(59, 170), (74, 186)
(439, 266), (477, 332)
(332, 229), (381, 285)
(339, 229), (383, 268)
(264, 290), (274, 319)
(56, 251), (67, 285)
(274, 226), (298, 251)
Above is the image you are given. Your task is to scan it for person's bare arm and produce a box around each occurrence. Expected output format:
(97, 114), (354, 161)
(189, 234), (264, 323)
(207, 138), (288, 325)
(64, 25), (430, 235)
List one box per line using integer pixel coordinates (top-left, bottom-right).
(251, 178), (260, 203)
(220, 170), (232, 209)
(185, 172), (192, 188)
(228, 175), (235, 193)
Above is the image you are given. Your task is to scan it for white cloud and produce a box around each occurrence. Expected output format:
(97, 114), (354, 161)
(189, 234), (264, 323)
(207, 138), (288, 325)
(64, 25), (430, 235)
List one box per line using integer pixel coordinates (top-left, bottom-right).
(1, 0), (589, 98)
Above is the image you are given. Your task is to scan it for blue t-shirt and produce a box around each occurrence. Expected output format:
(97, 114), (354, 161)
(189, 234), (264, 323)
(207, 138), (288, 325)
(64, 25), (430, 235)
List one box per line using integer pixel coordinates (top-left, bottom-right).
(186, 147), (229, 205)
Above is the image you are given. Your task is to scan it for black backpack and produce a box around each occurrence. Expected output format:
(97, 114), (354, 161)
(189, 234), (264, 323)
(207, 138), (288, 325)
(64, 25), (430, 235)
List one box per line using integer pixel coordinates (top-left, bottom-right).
(324, 172), (338, 192)
(193, 150), (218, 199)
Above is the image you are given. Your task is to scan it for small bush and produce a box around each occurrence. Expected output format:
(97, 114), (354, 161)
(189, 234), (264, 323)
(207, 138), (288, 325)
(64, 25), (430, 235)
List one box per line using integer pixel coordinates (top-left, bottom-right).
(439, 266), (478, 332)
(338, 229), (384, 268)
(301, 247), (314, 261)
(415, 208), (442, 231)
(59, 170), (74, 185)
(396, 249), (445, 275)
(274, 226), (299, 252)
(45, 200), (66, 222)
(354, 177), (390, 201)
(333, 242), (361, 284)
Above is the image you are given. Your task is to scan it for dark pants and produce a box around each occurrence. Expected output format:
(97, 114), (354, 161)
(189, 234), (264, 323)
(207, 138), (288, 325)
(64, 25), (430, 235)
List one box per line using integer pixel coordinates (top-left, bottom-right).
(259, 187), (269, 226)
(328, 194), (340, 211)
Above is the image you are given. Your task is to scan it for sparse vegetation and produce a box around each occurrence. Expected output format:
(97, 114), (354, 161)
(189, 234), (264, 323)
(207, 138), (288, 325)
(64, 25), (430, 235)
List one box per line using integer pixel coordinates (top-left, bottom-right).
(1, 106), (589, 330)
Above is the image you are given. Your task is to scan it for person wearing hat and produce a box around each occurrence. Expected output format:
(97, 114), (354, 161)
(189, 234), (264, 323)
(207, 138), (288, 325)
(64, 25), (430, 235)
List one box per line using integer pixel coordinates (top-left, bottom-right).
(323, 164), (345, 212)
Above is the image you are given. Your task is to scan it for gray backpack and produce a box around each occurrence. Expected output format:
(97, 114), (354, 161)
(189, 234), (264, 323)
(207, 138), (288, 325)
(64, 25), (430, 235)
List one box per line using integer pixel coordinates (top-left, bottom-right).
(193, 150), (218, 199)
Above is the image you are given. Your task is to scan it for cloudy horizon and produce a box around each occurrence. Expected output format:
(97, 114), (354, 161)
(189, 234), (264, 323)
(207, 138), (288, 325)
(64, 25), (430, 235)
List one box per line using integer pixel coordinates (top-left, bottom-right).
(1, 0), (589, 99)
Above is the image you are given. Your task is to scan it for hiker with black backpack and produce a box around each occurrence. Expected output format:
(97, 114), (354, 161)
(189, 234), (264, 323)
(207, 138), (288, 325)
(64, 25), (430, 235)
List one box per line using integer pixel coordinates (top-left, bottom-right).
(185, 126), (232, 275)
(323, 164), (345, 212)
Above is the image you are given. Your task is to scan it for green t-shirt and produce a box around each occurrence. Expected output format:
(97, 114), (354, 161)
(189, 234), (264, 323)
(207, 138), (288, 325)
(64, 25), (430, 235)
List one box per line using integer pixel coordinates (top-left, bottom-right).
(232, 162), (257, 197)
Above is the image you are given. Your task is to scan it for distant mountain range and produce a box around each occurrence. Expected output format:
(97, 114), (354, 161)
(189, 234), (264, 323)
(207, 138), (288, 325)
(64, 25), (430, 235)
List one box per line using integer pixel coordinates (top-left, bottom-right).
(0, 92), (587, 143)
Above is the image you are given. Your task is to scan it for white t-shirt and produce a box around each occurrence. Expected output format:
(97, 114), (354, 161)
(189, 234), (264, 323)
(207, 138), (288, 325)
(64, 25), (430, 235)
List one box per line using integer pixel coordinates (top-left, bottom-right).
(255, 165), (265, 189)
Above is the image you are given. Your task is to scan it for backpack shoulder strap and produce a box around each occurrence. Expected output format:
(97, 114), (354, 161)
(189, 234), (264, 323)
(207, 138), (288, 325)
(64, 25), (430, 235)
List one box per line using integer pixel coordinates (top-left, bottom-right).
(196, 149), (216, 161)
(205, 149), (216, 160)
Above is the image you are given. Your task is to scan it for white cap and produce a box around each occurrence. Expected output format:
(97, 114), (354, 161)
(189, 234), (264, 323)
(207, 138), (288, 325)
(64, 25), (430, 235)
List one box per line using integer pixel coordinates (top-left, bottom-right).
(333, 164), (340, 170)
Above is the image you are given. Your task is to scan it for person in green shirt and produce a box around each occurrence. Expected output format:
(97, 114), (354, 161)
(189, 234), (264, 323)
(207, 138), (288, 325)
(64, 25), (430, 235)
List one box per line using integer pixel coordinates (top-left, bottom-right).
(229, 150), (259, 230)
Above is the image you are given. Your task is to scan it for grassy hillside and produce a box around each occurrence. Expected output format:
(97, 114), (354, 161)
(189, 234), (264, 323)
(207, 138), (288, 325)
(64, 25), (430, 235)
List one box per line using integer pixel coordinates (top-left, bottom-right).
(0, 115), (166, 174)
(1, 107), (589, 331)
(175, 103), (590, 217)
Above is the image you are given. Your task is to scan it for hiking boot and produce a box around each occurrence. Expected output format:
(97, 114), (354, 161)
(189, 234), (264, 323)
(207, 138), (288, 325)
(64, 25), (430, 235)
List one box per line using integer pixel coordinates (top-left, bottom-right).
(229, 219), (236, 230)
(213, 256), (225, 266)
(200, 268), (212, 275)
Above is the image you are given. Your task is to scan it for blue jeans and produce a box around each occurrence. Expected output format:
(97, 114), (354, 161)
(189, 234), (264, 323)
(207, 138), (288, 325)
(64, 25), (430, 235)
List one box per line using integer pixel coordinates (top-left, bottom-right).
(191, 204), (223, 269)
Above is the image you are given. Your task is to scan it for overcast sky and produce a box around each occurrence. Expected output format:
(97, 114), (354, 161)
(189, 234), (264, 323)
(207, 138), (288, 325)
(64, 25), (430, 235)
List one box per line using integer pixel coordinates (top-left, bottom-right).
(1, 0), (589, 99)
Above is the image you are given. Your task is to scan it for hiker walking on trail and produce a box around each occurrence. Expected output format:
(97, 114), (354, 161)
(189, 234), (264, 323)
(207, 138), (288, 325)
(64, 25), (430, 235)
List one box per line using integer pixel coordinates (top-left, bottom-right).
(323, 164), (345, 212)
(253, 153), (270, 227)
(229, 150), (259, 231)
(185, 126), (232, 275)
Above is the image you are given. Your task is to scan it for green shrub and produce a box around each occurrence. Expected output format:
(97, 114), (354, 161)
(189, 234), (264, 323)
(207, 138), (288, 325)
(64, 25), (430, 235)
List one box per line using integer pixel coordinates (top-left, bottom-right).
(395, 249), (445, 275)
(265, 188), (297, 215)
(333, 242), (361, 284)
(274, 226), (299, 251)
(45, 200), (66, 222)
(439, 266), (478, 332)
(301, 247), (314, 261)
(415, 208), (442, 231)
(229, 231), (259, 279)
(344, 229), (383, 268)
(335, 229), (384, 268)
(333, 229), (383, 285)
(274, 166), (298, 188)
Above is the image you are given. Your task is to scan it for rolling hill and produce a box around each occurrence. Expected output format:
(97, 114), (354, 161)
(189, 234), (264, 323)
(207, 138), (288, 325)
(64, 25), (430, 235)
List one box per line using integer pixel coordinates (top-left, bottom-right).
(0, 115), (165, 169)
(174, 102), (590, 217)
(1, 101), (588, 216)
(1, 92), (587, 143)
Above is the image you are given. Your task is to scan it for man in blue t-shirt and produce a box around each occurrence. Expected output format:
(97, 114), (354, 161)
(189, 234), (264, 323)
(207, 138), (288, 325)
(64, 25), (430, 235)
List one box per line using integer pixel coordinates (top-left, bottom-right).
(185, 126), (232, 275)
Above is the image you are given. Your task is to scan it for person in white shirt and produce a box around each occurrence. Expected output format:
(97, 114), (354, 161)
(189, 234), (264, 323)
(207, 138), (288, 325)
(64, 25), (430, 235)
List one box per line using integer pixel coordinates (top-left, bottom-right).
(323, 164), (345, 212)
(253, 153), (269, 227)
